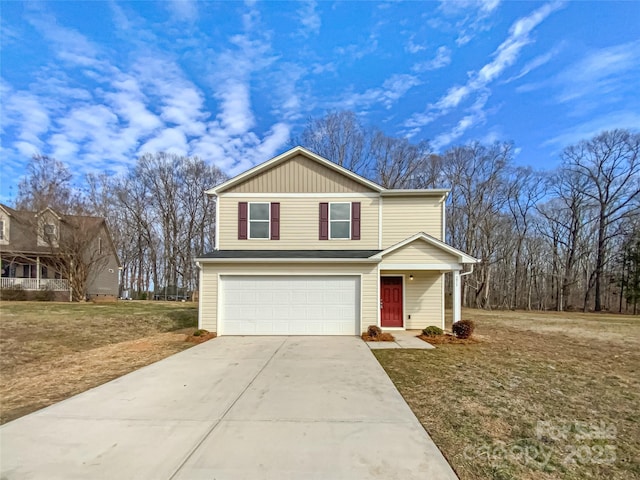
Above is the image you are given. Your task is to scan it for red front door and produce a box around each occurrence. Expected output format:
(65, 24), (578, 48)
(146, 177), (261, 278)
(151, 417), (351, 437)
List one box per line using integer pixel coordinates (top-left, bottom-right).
(380, 276), (403, 327)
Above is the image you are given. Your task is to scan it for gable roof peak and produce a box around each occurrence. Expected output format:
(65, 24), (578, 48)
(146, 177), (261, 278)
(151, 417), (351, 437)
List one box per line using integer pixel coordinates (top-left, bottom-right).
(206, 145), (385, 195)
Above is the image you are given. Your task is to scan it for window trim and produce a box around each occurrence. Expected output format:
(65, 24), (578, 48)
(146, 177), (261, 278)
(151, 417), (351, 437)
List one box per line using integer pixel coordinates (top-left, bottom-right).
(248, 202), (271, 240)
(329, 202), (351, 240)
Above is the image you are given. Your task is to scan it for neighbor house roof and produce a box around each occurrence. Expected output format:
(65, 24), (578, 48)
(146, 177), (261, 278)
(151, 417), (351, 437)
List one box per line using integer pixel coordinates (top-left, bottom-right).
(0, 203), (120, 266)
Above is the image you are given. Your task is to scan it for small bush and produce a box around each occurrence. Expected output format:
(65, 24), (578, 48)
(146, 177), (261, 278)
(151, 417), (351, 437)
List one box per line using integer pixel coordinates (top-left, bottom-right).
(422, 326), (444, 337)
(452, 319), (475, 339)
(192, 329), (208, 337)
(367, 325), (383, 337)
(0, 286), (27, 301)
(34, 288), (55, 302)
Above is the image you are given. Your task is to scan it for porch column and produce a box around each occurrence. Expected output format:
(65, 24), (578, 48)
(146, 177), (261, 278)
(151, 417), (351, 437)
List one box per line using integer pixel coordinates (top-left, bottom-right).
(36, 256), (40, 289)
(452, 270), (461, 324)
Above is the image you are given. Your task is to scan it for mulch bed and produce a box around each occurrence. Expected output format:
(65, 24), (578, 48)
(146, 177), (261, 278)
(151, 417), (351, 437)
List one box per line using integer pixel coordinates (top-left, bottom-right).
(361, 332), (396, 342)
(417, 334), (480, 345)
(185, 332), (217, 344)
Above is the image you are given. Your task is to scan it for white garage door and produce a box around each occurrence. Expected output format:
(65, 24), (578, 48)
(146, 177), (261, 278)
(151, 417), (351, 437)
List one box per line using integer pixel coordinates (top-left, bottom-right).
(220, 275), (360, 335)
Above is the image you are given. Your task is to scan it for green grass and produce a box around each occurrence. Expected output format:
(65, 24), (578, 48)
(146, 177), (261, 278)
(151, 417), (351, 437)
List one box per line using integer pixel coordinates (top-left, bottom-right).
(374, 309), (640, 480)
(0, 300), (197, 370)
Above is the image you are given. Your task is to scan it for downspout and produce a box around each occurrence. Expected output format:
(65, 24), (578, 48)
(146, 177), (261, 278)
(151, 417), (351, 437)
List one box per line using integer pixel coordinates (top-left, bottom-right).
(196, 261), (203, 329)
(458, 264), (475, 313)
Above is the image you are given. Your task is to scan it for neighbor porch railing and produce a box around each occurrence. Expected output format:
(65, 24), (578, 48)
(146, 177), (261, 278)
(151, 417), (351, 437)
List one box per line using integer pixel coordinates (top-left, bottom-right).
(0, 278), (70, 291)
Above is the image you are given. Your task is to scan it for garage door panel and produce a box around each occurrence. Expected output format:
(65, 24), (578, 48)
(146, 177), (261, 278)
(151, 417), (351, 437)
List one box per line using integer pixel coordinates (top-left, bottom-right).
(221, 275), (359, 335)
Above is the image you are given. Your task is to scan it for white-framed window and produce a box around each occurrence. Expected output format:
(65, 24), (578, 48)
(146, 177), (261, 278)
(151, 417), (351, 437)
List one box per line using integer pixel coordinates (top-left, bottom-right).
(44, 223), (56, 236)
(248, 202), (270, 239)
(329, 202), (351, 239)
(0, 220), (4, 240)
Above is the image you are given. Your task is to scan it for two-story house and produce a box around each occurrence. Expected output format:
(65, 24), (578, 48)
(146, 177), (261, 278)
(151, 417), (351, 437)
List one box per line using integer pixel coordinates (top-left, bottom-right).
(196, 146), (478, 335)
(0, 203), (120, 300)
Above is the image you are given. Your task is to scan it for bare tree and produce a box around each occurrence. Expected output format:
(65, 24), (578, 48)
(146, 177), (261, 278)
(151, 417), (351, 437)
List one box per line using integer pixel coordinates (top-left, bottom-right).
(561, 129), (640, 311)
(297, 111), (372, 174)
(370, 131), (433, 188)
(16, 154), (81, 213)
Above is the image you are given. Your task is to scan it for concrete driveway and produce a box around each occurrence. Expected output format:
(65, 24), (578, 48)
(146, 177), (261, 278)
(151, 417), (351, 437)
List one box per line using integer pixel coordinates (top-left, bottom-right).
(0, 337), (457, 479)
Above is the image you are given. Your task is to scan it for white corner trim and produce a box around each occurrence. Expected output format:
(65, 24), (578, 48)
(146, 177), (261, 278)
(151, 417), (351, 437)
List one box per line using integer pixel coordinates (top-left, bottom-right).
(378, 198), (382, 249)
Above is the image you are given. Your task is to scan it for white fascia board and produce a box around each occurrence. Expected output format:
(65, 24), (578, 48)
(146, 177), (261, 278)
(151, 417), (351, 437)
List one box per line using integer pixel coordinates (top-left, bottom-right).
(194, 257), (381, 264)
(380, 263), (462, 271)
(206, 146), (384, 195)
(381, 189), (450, 197)
(221, 192), (380, 198)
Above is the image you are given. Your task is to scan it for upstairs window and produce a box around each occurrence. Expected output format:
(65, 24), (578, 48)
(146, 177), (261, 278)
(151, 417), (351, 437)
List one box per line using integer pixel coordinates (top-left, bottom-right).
(249, 203), (270, 239)
(0, 220), (4, 240)
(238, 202), (280, 240)
(319, 202), (361, 240)
(329, 203), (351, 239)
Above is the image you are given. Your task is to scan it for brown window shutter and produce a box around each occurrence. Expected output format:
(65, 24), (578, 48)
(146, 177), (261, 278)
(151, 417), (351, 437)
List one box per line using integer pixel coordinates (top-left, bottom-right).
(270, 202), (280, 240)
(351, 202), (361, 240)
(238, 202), (248, 240)
(319, 202), (329, 240)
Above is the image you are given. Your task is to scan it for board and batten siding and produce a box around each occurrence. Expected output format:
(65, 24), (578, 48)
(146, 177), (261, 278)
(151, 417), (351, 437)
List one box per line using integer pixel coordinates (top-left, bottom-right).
(381, 240), (458, 264)
(199, 262), (378, 333)
(218, 196), (380, 250)
(225, 155), (374, 193)
(382, 270), (443, 329)
(381, 196), (442, 247)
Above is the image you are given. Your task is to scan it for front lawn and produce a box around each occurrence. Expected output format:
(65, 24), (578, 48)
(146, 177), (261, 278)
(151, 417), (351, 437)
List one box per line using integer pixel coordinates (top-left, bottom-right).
(374, 309), (640, 480)
(0, 301), (198, 424)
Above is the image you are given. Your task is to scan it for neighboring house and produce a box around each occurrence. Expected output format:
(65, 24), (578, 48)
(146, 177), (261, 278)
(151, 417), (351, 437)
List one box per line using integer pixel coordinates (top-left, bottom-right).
(196, 146), (478, 336)
(0, 203), (120, 300)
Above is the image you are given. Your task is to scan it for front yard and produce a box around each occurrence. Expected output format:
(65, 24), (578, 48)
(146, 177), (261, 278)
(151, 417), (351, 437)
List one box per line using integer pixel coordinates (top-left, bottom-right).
(375, 309), (640, 480)
(0, 301), (198, 424)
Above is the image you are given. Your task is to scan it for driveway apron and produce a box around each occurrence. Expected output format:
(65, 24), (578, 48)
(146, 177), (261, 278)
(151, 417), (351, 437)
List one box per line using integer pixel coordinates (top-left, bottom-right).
(0, 336), (457, 479)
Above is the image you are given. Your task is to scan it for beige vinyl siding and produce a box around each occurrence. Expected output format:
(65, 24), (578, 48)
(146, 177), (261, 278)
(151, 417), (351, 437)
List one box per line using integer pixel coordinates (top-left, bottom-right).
(199, 262), (378, 333)
(227, 155), (374, 193)
(381, 240), (459, 264)
(219, 196), (380, 249)
(382, 270), (443, 329)
(382, 196), (442, 247)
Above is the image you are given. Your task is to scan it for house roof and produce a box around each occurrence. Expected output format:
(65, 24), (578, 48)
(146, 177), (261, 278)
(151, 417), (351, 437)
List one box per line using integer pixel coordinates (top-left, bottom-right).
(374, 232), (480, 264)
(205, 146), (450, 199)
(0, 204), (120, 266)
(198, 250), (381, 260)
(207, 146), (385, 195)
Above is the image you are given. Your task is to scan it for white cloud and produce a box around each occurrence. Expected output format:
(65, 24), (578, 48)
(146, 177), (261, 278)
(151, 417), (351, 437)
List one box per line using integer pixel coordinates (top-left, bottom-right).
(405, 36), (426, 54)
(337, 74), (421, 110)
(138, 128), (188, 155)
(297, 1), (321, 36)
(438, 0), (503, 46)
(405, 2), (564, 134)
(166, 0), (198, 22)
(431, 93), (490, 150)
(412, 46), (451, 72)
(555, 41), (640, 104)
(542, 110), (640, 148)
(504, 44), (563, 83)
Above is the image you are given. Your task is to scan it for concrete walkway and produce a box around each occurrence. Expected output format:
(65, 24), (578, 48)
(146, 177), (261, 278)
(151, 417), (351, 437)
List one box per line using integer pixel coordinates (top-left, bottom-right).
(0, 337), (457, 480)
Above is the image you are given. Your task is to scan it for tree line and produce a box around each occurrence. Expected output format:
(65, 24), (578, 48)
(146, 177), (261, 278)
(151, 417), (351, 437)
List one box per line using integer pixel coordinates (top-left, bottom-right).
(11, 110), (640, 312)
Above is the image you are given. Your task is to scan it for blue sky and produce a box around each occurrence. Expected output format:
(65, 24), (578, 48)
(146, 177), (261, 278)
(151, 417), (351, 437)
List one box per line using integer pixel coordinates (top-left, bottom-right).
(1, 1), (639, 201)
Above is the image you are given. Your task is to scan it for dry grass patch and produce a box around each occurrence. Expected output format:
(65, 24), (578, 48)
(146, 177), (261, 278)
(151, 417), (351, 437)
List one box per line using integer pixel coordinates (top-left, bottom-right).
(375, 309), (640, 480)
(418, 333), (481, 345)
(0, 301), (198, 424)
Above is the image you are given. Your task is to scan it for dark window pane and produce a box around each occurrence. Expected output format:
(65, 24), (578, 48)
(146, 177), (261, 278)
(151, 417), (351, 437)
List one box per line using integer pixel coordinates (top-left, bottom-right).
(250, 203), (269, 220)
(250, 222), (269, 238)
(330, 203), (350, 220)
(330, 221), (350, 239)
